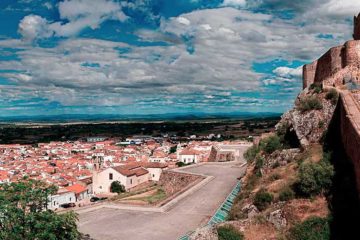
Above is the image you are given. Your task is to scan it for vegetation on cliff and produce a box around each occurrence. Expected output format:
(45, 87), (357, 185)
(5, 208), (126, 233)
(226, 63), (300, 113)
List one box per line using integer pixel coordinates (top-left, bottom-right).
(217, 225), (244, 240)
(222, 86), (339, 240)
(214, 79), (360, 240)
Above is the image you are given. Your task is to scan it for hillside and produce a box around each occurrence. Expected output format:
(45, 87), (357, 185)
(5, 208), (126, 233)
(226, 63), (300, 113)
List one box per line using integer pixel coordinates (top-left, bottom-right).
(189, 13), (360, 240)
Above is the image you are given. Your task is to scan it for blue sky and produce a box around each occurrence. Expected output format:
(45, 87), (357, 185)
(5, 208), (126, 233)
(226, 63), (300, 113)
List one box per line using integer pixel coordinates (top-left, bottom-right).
(0, 0), (358, 117)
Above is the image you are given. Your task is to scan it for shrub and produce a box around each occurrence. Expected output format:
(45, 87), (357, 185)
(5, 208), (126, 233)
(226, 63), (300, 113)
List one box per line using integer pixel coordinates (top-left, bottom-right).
(244, 145), (260, 163)
(253, 189), (273, 211)
(244, 174), (260, 192)
(294, 160), (334, 197)
(110, 181), (125, 194)
(255, 155), (264, 170)
(259, 135), (282, 154)
(288, 217), (330, 240)
(279, 187), (295, 201)
(298, 96), (323, 112)
(310, 83), (322, 94)
(176, 162), (186, 167)
(254, 155), (264, 177)
(325, 89), (339, 105)
(217, 225), (244, 240)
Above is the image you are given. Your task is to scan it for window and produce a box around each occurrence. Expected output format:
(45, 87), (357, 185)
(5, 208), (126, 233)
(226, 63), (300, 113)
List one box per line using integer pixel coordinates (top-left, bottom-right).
(109, 173), (113, 180)
(152, 174), (155, 178)
(130, 179), (132, 184)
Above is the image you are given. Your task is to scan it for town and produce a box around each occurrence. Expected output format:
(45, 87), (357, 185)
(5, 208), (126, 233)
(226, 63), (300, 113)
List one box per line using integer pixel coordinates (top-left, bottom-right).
(0, 134), (249, 210)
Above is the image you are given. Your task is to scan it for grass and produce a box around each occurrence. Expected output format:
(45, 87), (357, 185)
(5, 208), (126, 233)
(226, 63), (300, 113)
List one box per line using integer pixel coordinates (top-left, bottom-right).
(298, 96), (323, 113)
(111, 184), (157, 201)
(126, 188), (167, 204)
(325, 89), (339, 105)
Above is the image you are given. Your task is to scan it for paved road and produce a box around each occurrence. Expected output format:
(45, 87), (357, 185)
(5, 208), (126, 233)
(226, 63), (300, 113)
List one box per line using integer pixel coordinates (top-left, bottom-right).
(79, 161), (247, 240)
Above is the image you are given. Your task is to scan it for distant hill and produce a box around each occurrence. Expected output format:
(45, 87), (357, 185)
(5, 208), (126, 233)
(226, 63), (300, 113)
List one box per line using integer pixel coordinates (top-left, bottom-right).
(0, 112), (282, 123)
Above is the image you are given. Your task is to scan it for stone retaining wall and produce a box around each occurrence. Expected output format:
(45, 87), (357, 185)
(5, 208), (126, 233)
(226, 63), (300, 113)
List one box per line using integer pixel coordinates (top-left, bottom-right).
(159, 170), (203, 196)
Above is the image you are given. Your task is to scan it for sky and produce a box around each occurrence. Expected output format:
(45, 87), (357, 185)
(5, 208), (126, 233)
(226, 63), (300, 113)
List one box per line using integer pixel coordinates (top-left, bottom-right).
(0, 0), (359, 117)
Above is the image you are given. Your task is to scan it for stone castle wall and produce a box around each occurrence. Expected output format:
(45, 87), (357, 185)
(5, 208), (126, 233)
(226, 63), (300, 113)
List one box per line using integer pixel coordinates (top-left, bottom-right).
(303, 41), (360, 89)
(338, 91), (360, 194)
(302, 13), (360, 198)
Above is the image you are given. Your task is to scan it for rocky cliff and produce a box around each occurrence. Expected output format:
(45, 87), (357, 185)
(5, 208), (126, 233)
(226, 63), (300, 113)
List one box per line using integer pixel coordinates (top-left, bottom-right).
(189, 12), (360, 240)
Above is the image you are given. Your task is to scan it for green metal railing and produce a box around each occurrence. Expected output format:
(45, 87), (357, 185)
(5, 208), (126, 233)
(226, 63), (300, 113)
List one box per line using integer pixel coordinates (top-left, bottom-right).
(178, 181), (241, 240)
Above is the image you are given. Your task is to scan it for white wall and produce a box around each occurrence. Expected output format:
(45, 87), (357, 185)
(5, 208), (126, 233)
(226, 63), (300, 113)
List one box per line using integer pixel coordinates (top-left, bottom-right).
(92, 168), (150, 193)
(147, 168), (163, 181)
(93, 168), (128, 194)
(179, 154), (198, 164)
(48, 192), (76, 210)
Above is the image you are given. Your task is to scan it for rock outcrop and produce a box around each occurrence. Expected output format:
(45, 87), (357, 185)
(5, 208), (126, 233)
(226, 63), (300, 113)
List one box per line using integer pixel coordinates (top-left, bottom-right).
(276, 90), (336, 147)
(241, 204), (260, 219)
(189, 226), (218, 240)
(265, 148), (301, 169)
(267, 209), (287, 229)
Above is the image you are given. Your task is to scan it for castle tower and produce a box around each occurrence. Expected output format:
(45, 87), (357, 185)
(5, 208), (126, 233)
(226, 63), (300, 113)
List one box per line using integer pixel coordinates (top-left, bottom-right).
(354, 13), (360, 40)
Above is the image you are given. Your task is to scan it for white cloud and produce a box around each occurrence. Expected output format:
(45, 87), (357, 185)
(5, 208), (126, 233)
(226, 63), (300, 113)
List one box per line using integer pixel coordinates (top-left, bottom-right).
(310, 0), (360, 18)
(177, 17), (191, 26)
(43, 2), (53, 10)
(18, 0), (128, 40)
(222, 0), (247, 7)
(273, 66), (303, 78)
(4, 4), (354, 111)
(18, 15), (52, 41)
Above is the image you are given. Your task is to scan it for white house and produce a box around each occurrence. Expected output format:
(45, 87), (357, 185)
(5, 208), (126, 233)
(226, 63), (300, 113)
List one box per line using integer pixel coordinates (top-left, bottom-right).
(65, 184), (90, 202)
(178, 149), (201, 164)
(92, 163), (168, 194)
(48, 189), (76, 210)
(142, 162), (168, 181)
(92, 164), (149, 194)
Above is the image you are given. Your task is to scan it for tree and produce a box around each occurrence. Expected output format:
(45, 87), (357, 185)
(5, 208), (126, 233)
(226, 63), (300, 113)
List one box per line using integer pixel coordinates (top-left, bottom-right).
(169, 145), (177, 154)
(110, 181), (125, 194)
(0, 178), (80, 240)
(259, 135), (282, 154)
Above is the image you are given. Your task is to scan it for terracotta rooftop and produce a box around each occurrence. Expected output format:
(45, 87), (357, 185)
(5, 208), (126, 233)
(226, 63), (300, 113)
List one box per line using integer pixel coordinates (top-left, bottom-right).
(112, 165), (149, 177)
(65, 184), (87, 194)
(179, 149), (201, 155)
(142, 162), (168, 169)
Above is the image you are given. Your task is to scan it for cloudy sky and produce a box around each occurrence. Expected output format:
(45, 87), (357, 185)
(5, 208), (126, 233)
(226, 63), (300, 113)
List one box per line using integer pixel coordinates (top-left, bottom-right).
(0, 0), (359, 117)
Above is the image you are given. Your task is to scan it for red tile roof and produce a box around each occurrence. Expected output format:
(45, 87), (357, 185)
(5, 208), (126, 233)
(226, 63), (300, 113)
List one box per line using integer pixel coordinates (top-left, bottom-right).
(112, 165), (149, 177)
(65, 184), (87, 194)
(142, 162), (168, 169)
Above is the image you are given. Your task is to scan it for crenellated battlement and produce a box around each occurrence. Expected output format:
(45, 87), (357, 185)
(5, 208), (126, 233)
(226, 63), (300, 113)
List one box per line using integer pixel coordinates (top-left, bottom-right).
(354, 13), (360, 40)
